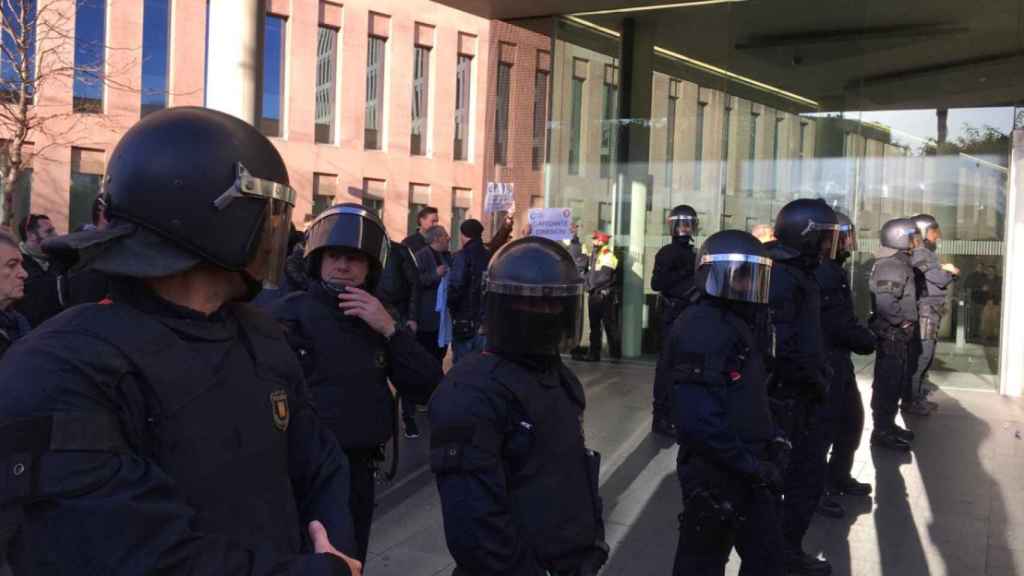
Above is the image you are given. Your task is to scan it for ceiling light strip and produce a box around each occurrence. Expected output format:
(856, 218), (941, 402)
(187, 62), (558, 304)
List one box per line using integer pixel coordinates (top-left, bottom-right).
(563, 16), (819, 109)
(572, 0), (746, 17)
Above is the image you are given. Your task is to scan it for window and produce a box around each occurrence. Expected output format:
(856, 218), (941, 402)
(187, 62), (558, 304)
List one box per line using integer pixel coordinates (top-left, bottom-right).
(310, 173), (337, 222)
(69, 148), (104, 230)
(665, 88), (677, 186)
(1, 0), (36, 104)
(140, 0), (170, 116)
(745, 112), (759, 194)
(408, 202), (426, 237)
(362, 196), (384, 220)
(365, 36), (387, 150)
(531, 70), (549, 171)
(454, 54), (472, 161)
(772, 116), (783, 193)
(721, 106), (731, 195)
(598, 201), (612, 233)
(261, 15), (286, 137)
(695, 102), (706, 191)
(450, 206), (467, 251)
(73, 0), (106, 113)
(600, 81), (617, 178)
(568, 77), (583, 175)
(411, 45), (430, 155)
(493, 62), (512, 166)
(315, 26), (339, 144)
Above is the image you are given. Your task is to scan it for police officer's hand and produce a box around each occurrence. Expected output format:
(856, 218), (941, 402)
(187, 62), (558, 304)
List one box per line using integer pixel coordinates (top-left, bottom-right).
(754, 461), (784, 494)
(406, 320), (418, 332)
(308, 521), (363, 575)
(338, 287), (397, 338)
(943, 263), (960, 276)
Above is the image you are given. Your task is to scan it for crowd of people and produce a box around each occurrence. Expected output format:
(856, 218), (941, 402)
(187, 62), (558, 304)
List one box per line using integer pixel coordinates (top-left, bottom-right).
(0, 106), (966, 576)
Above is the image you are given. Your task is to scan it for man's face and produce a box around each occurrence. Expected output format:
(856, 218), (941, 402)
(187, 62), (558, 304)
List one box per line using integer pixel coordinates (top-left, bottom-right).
(320, 248), (369, 287)
(0, 243), (27, 307)
(927, 227), (942, 245)
(432, 234), (449, 252)
(28, 218), (56, 248)
(419, 212), (439, 232)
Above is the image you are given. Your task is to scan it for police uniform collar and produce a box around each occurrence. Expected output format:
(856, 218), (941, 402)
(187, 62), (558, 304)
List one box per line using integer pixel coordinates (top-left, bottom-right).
(486, 348), (561, 384)
(108, 279), (237, 342)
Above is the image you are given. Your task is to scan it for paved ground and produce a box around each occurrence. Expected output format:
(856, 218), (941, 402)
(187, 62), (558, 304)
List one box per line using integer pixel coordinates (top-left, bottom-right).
(369, 358), (1024, 576)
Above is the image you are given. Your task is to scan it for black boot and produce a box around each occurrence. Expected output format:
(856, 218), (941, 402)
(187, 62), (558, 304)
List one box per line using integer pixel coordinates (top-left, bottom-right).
(892, 425), (915, 442)
(785, 551), (832, 575)
(816, 495), (845, 518)
(831, 477), (872, 496)
(652, 417), (677, 438)
(870, 430), (911, 452)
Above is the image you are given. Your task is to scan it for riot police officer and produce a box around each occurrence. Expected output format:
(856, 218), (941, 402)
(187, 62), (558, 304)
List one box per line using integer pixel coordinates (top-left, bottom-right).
(270, 204), (443, 562)
(765, 198), (838, 576)
(0, 107), (362, 575)
(909, 214), (958, 414)
(430, 236), (608, 576)
(651, 204), (699, 437)
(869, 218), (921, 451)
(671, 229), (787, 576)
(815, 212), (875, 509)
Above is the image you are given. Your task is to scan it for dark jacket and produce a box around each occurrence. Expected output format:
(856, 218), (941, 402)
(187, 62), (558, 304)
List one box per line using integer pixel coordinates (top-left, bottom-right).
(870, 251), (919, 329)
(669, 297), (777, 480)
(765, 245), (828, 400)
(13, 251), (62, 328)
(816, 260), (876, 373)
(0, 280), (356, 574)
(402, 232), (428, 255)
(377, 241), (420, 324)
(413, 246), (450, 332)
(586, 247), (618, 294)
(911, 247), (956, 311)
(651, 237), (696, 301)
(271, 283), (442, 449)
(567, 236), (588, 278)
(430, 353), (606, 575)
(448, 238), (490, 326)
(0, 307), (30, 359)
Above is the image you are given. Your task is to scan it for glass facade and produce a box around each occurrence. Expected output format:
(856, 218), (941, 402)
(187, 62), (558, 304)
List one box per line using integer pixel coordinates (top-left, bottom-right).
(454, 54), (472, 161)
(261, 15), (286, 137)
(315, 26), (339, 144)
(365, 36), (387, 150)
(411, 45), (430, 155)
(73, 0), (105, 113)
(534, 13), (1018, 390)
(141, 0), (170, 116)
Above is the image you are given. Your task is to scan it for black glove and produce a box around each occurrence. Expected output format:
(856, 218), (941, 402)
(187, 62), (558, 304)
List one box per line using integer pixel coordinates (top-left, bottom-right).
(767, 436), (792, 473)
(754, 461), (784, 494)
(574, 541), (610, 576)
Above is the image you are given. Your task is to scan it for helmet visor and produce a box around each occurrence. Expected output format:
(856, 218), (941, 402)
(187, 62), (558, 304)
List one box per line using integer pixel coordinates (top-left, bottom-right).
(805, 221), (842, 261)
(669, 214), (699, 237)
(245, 197), (293, 289)
(699, 254), (772, 304)
(305, 205), (390, 271)
(838, 222), (857, 254)
(485, 293), (583, 355)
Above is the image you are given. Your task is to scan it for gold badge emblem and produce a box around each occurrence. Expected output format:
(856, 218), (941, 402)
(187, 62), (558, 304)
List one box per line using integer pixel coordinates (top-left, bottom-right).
(270, 389), (290, 431)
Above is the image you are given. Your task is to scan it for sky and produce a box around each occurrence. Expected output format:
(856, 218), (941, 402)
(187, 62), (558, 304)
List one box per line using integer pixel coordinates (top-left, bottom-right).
(816, 107), (1018, 150)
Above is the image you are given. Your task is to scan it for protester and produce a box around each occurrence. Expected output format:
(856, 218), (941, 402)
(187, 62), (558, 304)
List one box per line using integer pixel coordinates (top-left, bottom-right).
(0, 229), (29, 360)
(447, 219), (490, 363)
(13, 214), (60, 327)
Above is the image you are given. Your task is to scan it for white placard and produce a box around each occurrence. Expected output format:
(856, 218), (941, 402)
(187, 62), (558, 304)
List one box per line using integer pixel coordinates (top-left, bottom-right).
(528, 207), (573, 241)
(484, 182), (515, 214)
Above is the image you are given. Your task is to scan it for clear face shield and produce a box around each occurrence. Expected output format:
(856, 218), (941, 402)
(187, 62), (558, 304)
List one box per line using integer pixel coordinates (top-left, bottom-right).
(700, 254), (773, 304)
(669, 214), (699, 238)
(214, 163), (296, 289)
(804, 220), (842, 261)
(838, 223), (857, 254)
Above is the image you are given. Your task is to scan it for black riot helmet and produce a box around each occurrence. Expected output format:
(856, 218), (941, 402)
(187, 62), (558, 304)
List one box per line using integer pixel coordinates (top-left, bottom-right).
(305, 203), (391, 291)
(913, 213), (941, 251)
(835, 211), (856, 262)
(668, 204), (699, 238)
(42, 107), (296, 293)
(774, 198), (841, 260)
(695, 230), (773, 304)
(880, 218), (921, 252)
(484, 236), (584, 357)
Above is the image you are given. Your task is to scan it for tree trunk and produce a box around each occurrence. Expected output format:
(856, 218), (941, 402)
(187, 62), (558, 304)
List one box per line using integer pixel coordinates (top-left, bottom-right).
(0, 167), (19, 230)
